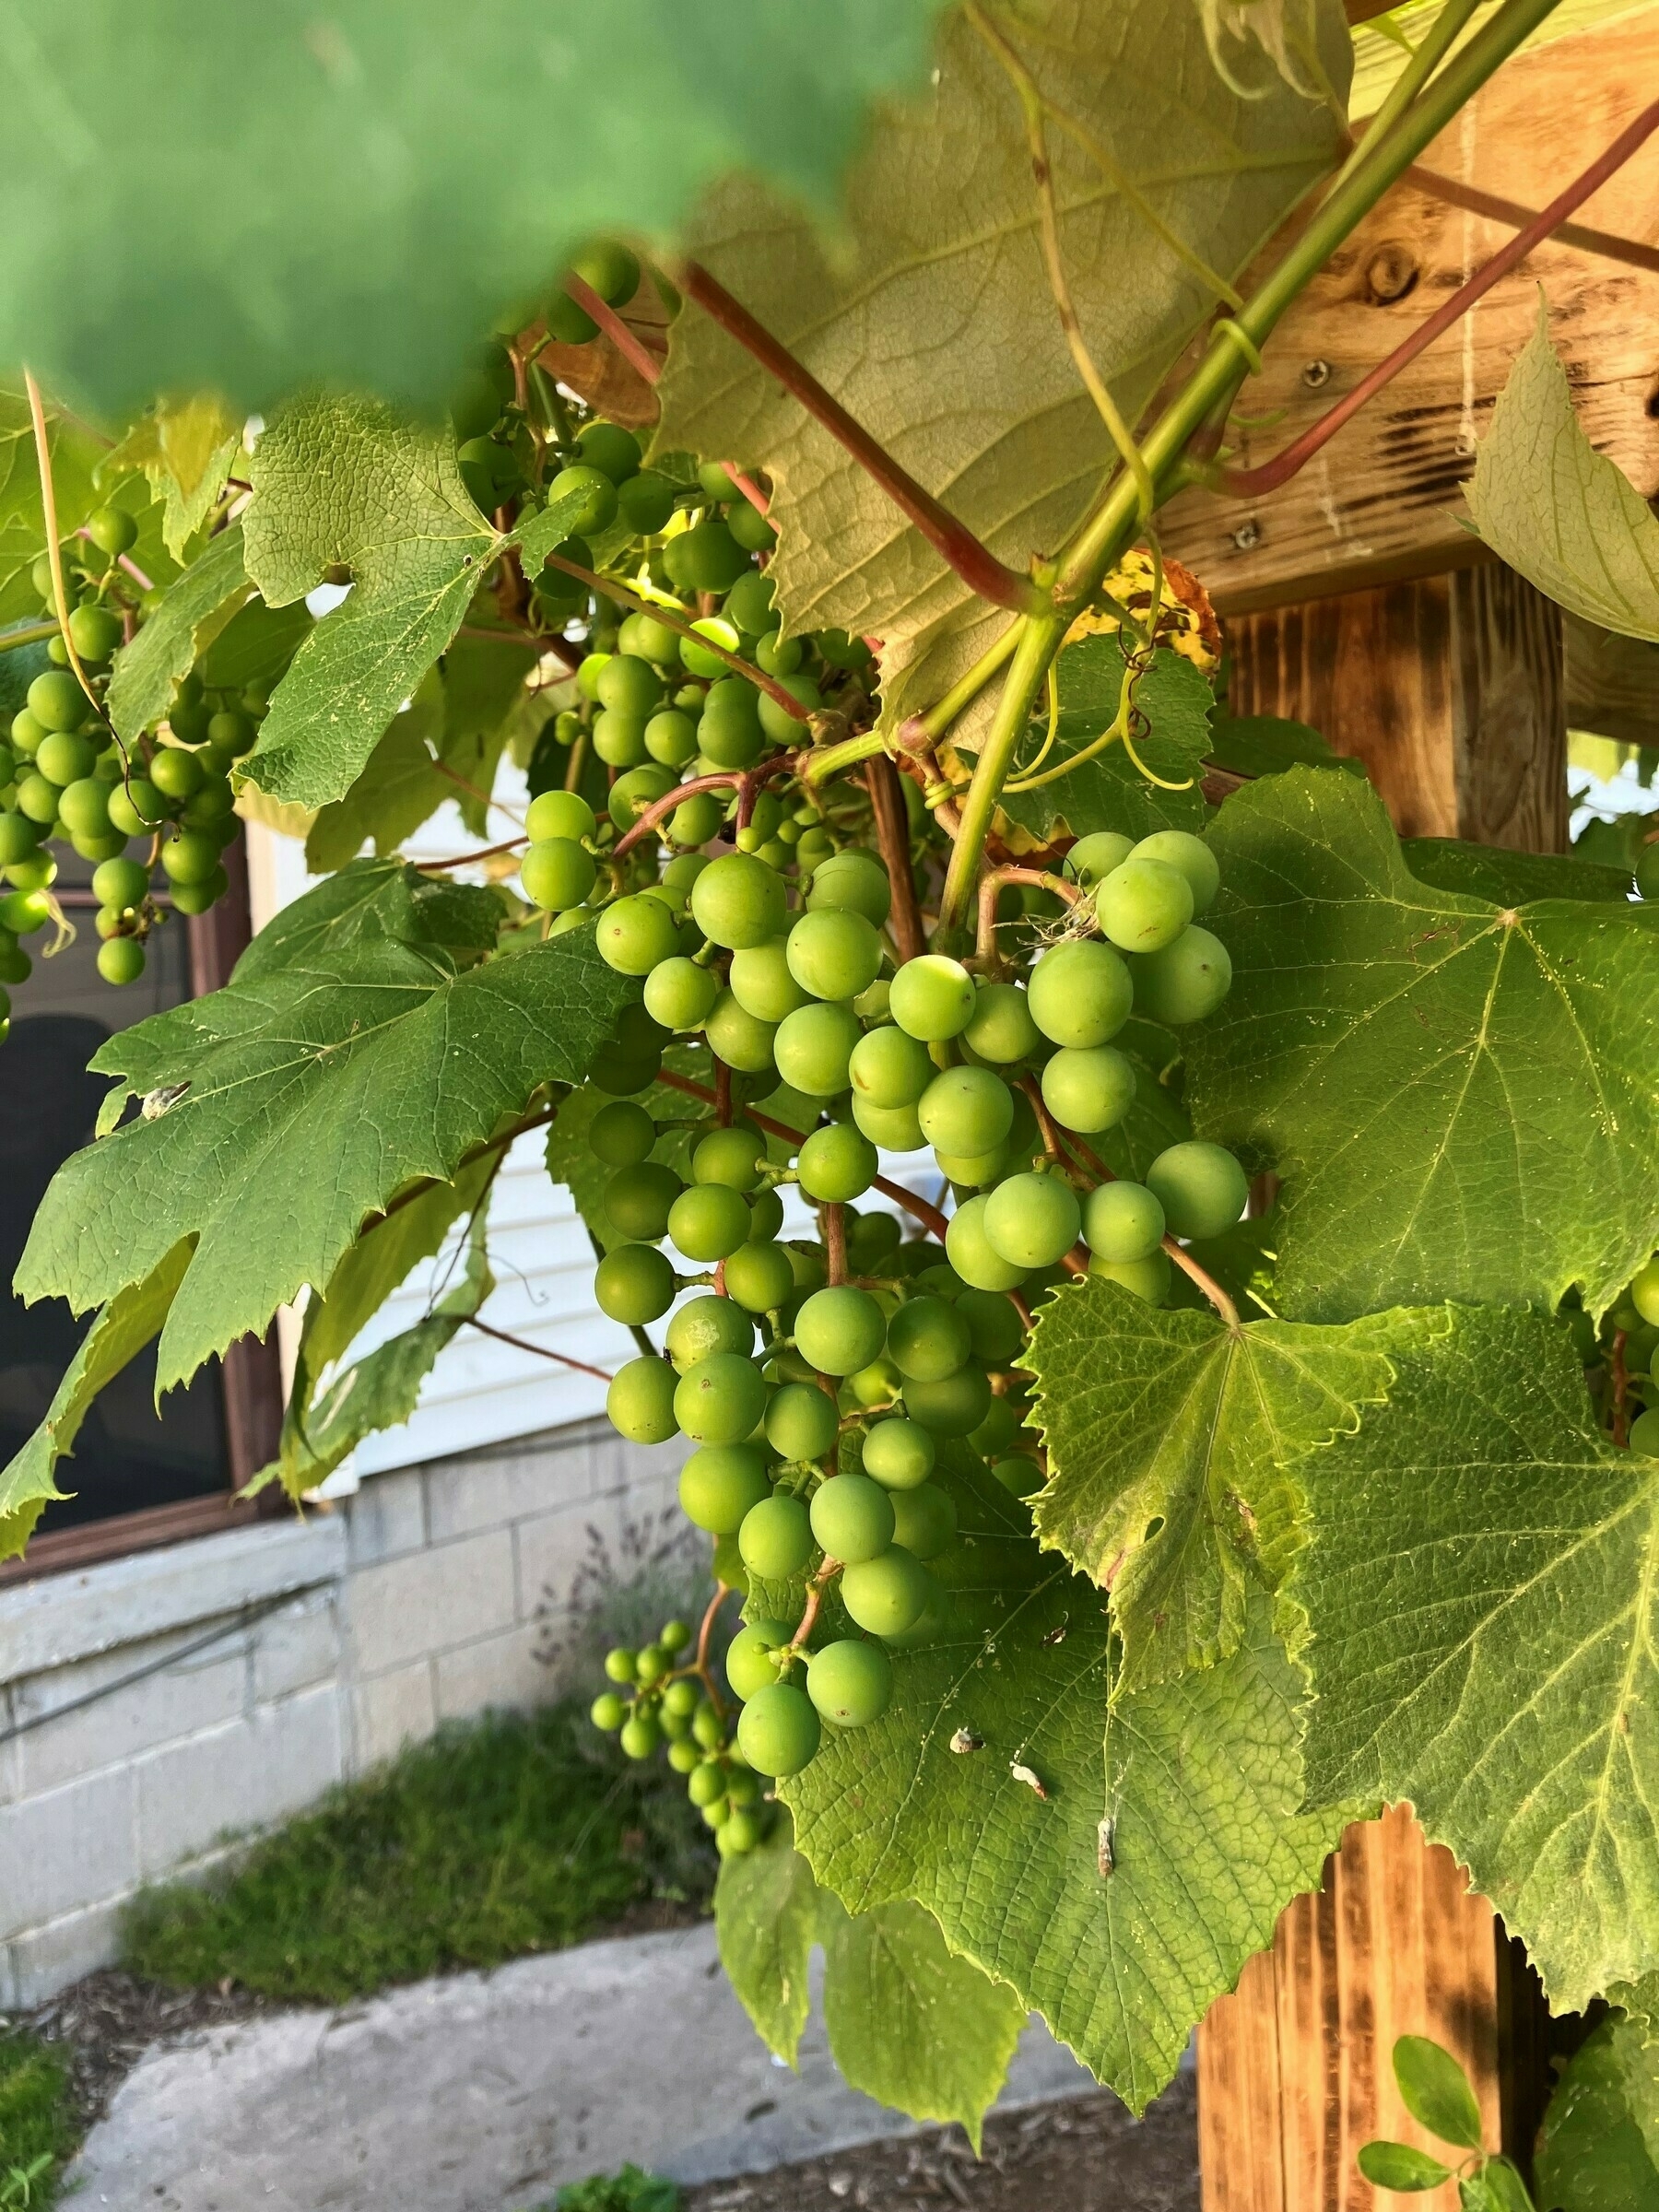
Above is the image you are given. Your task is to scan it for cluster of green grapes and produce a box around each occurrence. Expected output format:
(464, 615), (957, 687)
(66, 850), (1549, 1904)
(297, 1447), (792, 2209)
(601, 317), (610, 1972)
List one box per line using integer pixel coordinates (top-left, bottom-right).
(0, 508), (260, 1035)
(1604, 1255), (1659, 1455)
(588, 1615), (772, 1860)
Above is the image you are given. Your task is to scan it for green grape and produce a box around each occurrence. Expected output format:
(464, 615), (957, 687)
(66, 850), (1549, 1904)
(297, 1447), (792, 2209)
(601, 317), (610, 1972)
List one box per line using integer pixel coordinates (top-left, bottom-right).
(755, 629), (805, 677)
(886, 1295), (971, 1384)
(723, 1807), (765, 1854)
(851, 1097), (923, 1151)
(702, 1795), (732, 1829)
(766, 1382), (840, 1463)
(1040, 1045), (1135, 1135)
(796, 1123), (877, 1203)
(728, 500), (776, 554)
(890, 1484), (956, 1561)
(667, 1737), (702, 1774)
(1147, 1141), (1248, 1239)
(704, 991), (777, 1075)
(181, 774), (235, 827)
(1089, 1249), (1171, 1305)
(849, 1024), (932, 1110)
(664, 519), (749, 595)
(589, 1100), (655, 1168)
(807, 1640), (891, 1728)
(701, 674), (762, 736)
(0, 934), (29, 985)
(699, 715), (764, 773)
(786, 1244), (830, 1295)
(617, 470), (679, 535)
(206, 710), (257, 761)
(884, 1572), (951, 1651)
(810, 1474), (895, 1562)
(917, 1066), (1014, 1158)
(1065, 830), (1135, 888)
(664, 852), (710, 891)
(691, 853), (786, 950)
(795, 1286), (887, 1376)
(970, 1397), (1020, 1457)
(594, 1242), (677, 1325)
(679, 617), (742, 681)
(595, 894), (680, 975)
(861, 1416), (935, 1490)
(0, 887), (51, 934)
(8, 711), (44, 759)
(902, 1364), (992, 1437)
(679, 1442), (771, 1534)
(888, 953), (975, 1041)
(592, 710), (648, 768)
(97, 935), (146, 985)
(6, 850), (55, 892)
(786, 910), (883, 1003)
(845, 1211), (900, 1274)
(853, 977), (891, 1023)
(604, 1645), (639, 1683)
(76, 831), (132, 867)
(1128, 927), (1232, 1025)
(67, 604), (121, 664)
(1132, 830), (1219, 914)
(955, 1288), (1024, 1367)
(591, 1691), (627, 1732)
(693, 1126), (765, 1192)
(724, 571), (777, 637)
(618, 610), (682, 665)
(845, 1356), (901, 1408)
(577, 420), (642, 482)
(27, 670), (85, 733)
(759, 675), (818, 747)
(90, 856), (147, 912)
(1633, 1260), (1659, 1327)
(668, 1183), (751, 1264)
(547, 463), (618, 536)
(669, 791), (724, 846)
(691, 1699), (725, 1748)
(107, 778), (164, 838)
(841, 1546), (929, 1638)
(525, 790), (596, 843)
(993, 1454), (1042, 1498)
(87, 503), (137, 558)
(149, 747), (205, 801)
(635, 1642), (671, 1686)
(1631, 1408), (1659, 1456)
(35, 730), (96, 787)
(0, 814), (38, 867)
(698, 460), (741, 502)
(641, 711), (697, 769)
(521, 837), (596, 912)
(619, 1712), (660, 1760)
(729, 937), (808, 1025)
(688, 1758), (728, 1807)
(724, 1238), (794, 1313)
(1083, 1180), (1165, 1263)
(774, 1001), (861, 1098)
(1095, 856), (1194, 953)
(983, 1171), (1080, 1269)
(665, 1295), (754, 1371)
(1026, 939), (1133, 1049)
(641, 956), (716, 1033)
(170, 868), (228, 918)
(160, 830), (222, 886)
(676, 1351), (768, 1444)
(963, 981), (1040, 1065)
(607, 1356), (679, 1443)
(738, 1492), (813, 1578)
(736, 1681), (820, 1776)
(726, 1618), (793, 1700)
(944, 1194), (1027, 1292)
(596, 653), (662, 718)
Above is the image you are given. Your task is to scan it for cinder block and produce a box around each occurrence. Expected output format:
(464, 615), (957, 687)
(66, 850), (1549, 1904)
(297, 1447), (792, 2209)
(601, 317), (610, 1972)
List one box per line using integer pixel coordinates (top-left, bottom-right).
(425, 1435), (593, 1545)
(512, 1504), (599, 1624)
(135, 1687), (343, 1878)
(16, 1637), (247, 1800)
(434, 1625), (547, 1722)
(0, 1766), (136, 1934)
(6, 1895), (128, 2006)
(345, 1466), (428, 1570)
(252, 1590), (341, 1703)
(587, 1426), (688, 1505)
(347, 1528), (515, 1676)
(351, 1660), (436, 1771)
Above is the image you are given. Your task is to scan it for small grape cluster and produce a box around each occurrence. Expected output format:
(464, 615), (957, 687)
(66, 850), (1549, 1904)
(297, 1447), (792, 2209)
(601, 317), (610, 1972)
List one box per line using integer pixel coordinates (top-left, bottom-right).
(589, 1615), (771, 1860)
(1604, 1255), (1659, 1456)
(0, 509), (259, 1035)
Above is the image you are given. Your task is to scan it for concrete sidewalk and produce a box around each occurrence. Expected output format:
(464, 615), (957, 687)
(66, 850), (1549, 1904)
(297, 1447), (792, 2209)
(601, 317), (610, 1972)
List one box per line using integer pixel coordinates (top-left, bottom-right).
(68, 1921), (1100, 2211)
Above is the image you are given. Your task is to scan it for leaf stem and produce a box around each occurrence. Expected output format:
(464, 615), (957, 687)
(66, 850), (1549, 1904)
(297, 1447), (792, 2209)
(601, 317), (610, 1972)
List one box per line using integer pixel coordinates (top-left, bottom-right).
(975, 865), (1082, 969)
(865, 755), (926, 963)
(938, 610), (1064, 938)
(464, 1312), (615, 1382)
(609, 755), (796, 861)
(558, 275), (665, 387)
(1405, 159), (1659, 277)
(23, 369), (102, 725)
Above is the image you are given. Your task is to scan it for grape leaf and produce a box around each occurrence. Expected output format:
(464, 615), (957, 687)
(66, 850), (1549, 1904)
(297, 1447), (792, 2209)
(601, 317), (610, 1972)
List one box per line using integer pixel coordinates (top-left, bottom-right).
(657, 0), (1347, 741)
(1535, 2016), (1659, 2212)
(818, 1889), (1026, 2152)
(1205, 712), (1363, 782)
(0, 2), (951, 414)
(101, 394), (243, 559)
(14, 861), (632, 1394)
(106, 524), (253, 743)
(435, 624), (541, 837)
(1466, 302), (1659, 644)
(782, 1457), (1352, 2109)
(1402, 837), (1635, 907)
(1190, 768), (1659, 1322)
(0, 1240), (193, 1561)
(1291, 1303), (1659, 2011)
(1024, 1276), (1400, 1691)
(715, 1813), (823, 2069)
(196, 593), (312, 697)
(994, 638), (1214, 848)
(302, 678), (451, 873)
(0, 389), (116, 626)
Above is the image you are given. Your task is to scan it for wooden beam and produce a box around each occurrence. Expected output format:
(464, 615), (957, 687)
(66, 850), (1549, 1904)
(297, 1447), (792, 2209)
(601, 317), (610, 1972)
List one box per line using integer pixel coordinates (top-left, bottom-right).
(1159, 8), (1659, 616)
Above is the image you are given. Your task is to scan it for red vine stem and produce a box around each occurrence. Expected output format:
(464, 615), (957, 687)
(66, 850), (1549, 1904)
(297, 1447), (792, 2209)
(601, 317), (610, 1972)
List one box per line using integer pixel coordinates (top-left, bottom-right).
(559, 274), (665, 386)
(976, 866), (1084, 967)
(610, 756), (798, 861)
(418, 835), (529, 872)
(679, 260), (1046, 618)
(464, 1313), (615, 1382)
(791, 1563), (840, 1653)
(825, 1202), (847, 1286)
(865, 755), (926, 963)
(1405, 161), (1659, 278)
(1219, 99), (1659, 500)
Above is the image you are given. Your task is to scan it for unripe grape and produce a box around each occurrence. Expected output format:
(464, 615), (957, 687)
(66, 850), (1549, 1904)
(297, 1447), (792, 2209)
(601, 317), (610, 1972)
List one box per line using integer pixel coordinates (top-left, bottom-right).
(890, 1484), (956, 1560)
(841, 1546), (930, 1638)
(806, 850), (891, 926)
(807, 1640), (892, 1728)
(984, 1172), (1080, 1270)
(1065, 830), (1135, 888)
(795, 1286), (887, 1376)
(35, 729), (96, 788)
(1129, 926), (1232, 1025)
(27, 670), (85, 733)
(963, 982), (1040, 1065)
(728, 937), (807, 1025)
(608, 764), (675, 830)
(775, 1001), (861, 1098)
(56, 777), (112, 840)
(97, 935), (146, 985)
(594, 1241), (677, 1324)
(547, 463), (619, 535)
(918, 1066), (1013, 1158)
(635, 1642), (671, 1687)
(595, 894), (680, 975)
(889, 953), (975, 1041)
(1083, 1180), (1165, 1263)
(810, 1473), (895, 1564)
(16, 774), (60, 825)
(944, 1195), (1028, 1292)
(786, 1244), (829, 1294)
(522, 837), (596, 912)
(67, 603), (121, 664)
(688, 1758), (729, 1807)
(902, 1357), (993, 1436)
(680, 1442), (771, 1535)
(171, 867), (229, 918)
(668, 1183), (751, 1264)
(737, 1681), (820, 1777)
(91, 855), (148, 912)
(607, 1355), (679, 1443)
(617, 468), (677, 535)
(722, 1807), (766, 1854)
(643, 955), (719, 1032)
(692, 853), (786, 950)
(589, 1099), (655, 1167)
(619, 1712), (661, 1760)
(1132, 830), (1219, 914)
(747, 1187), (785, 1241)
(206, 709), (257, 760)
(849, 1024), (932, 1111)
(107, 778), (163, 838)
(668, 1737), (702, 1774)
(886, 1295), (971, 1383)
(604, 1645), (639, 1683)
(766, 1382), (840, 1464)
(669, 792), (724, 846)
(1630, 1408), (1659, 1456)
(738, 1492), (813, 1578)
(0, 934), (29, 985)
(862, 1417), (935, 1490)
(604, 1161), (681, 1241)
(1636, 845), (1659, 901)
(1095, 856), (1194, 952)
(525, 789), (596, 843)
(1089, 1249), (1172, 1305)
(1027, 940), (1132, 1047)
(702, 1795), (732, 1829)
(1041, 1045), (1135, 1135)
(0, 814), (39, 866)
(845, 1210), (901, 1277)
(76, 831), (132, 866)
(786, 909), (883, 1003)
(665, 518), (749, 596)
(576, 419), (641, 483)
(1146, 1141), (1248, 1240)
(723, 1239), (794, 1314)
(726, 1618), (793, 1700)
(161, 830), (219, 886)
(6, 850), (54, 892)
(756, 630), (805, 677)
(852, 1097), (924, 1151)
(591, 1692), (627, 1732)
(970, 1396), (1020, 1459)
(181, 774), (235, 827)
(845, 1357), (901, 1409)
(797, 1123), (877, 1203)
(759, 675), (818, 747)
(993, 1454), (1042, 1498)
(1632, 1260), (1659, 1328)
(728, 500), (776, 554)
(688, 1126), (762, 1194)
(704, 991), (777, 1075)
(149, 746), (205, 800)
(676, 1351), (768, 1444)
(87, 503), (138, 558)
(723, 571), (777, 637)
(679, 616), (742, 681)
(645, 710), (699, 769)
(665, 1295), (754, 1371)
(8, 711), (44, 759)
(596, 653), (662, 719)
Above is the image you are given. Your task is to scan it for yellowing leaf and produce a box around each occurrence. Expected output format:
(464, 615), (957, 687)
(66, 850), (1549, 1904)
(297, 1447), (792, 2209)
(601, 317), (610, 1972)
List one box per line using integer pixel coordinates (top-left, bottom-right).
(103, 392), (243, 558)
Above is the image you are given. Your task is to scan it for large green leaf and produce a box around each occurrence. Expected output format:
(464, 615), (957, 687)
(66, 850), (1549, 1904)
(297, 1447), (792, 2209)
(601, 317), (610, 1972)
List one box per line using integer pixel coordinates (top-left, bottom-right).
(715, 1814), (822, 2069)
(106, 524), (253, 742)
(1402, 837), (1635, 907)
(302, 677), (452, 873)
(1535, 2015), (1659, 2212)
(101, 393), (244, 559)
(14, 861), (632, 1394)
(0, 2), (951, 413)
(1024, 1276), (1399, 1690)
(1291, 1303), (1659, 2012)
(0, 1241), (193, 1561)
(657, 0), (1347, 737)
(1190, 768), (1659, 1322)
(782, 1457), (1351, 2109)
(1466, 303), (1659, 644)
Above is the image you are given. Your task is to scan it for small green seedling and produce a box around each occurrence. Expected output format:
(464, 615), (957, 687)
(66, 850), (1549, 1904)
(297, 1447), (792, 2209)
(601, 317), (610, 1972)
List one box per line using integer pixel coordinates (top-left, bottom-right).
(1359, 2035), (1535, 2209)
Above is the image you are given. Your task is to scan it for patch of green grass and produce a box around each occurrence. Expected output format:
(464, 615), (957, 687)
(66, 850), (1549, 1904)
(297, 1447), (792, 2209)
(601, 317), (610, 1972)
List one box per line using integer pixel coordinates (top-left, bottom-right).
(122, 1700), (715, 2006)
(545, 2168), (679, 2212)
(0, 2030), (76, 2209)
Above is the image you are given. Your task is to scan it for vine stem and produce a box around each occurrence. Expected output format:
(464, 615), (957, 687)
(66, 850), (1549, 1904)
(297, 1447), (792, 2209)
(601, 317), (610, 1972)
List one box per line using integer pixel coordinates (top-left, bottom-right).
(1406, 160), (1659, 276)
(865, 755), (926, 963)
(939, 611), (1064, 937)
(418, 834), (529, 872)
(678, 260), (1047, 618)
(825, 1202), (847, 1287)
(24, 370), (113, 735)
(610, 755), (797, 861)
(975, 865), (1083, 968)
(464, 1312), (614, 1382)
(791, 1563), (841, 1653)
(1219, 97), (1659, 500)
(559, 274), (665, 387)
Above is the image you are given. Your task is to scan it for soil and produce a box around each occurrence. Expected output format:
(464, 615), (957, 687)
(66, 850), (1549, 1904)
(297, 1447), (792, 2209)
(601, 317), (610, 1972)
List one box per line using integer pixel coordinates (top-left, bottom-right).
(7, 1968), (273, 2135)
(682, 2072), (1201, 2212)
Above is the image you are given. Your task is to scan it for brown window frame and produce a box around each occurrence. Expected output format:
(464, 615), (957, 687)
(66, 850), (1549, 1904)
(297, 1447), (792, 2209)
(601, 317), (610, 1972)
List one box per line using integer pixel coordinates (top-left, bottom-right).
(1, 831), (288, 1585)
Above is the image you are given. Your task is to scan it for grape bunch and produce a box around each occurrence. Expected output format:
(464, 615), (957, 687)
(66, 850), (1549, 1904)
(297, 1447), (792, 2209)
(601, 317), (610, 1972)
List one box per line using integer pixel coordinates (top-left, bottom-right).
(0, 506), (260, 1036)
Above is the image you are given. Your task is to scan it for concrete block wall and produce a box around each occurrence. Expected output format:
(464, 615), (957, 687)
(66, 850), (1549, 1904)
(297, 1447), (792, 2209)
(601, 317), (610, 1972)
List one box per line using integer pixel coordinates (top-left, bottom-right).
(0, 1418), (686, 2008)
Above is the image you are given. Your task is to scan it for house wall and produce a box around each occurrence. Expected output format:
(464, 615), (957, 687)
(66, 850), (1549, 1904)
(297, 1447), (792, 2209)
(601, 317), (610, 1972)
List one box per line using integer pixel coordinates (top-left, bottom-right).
(0, 1418), (687, 2008)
